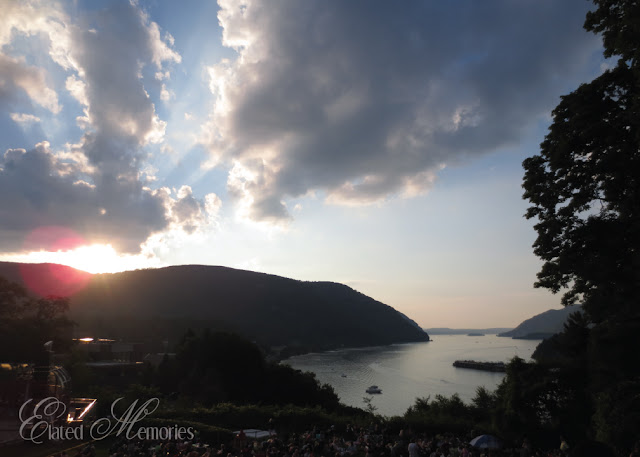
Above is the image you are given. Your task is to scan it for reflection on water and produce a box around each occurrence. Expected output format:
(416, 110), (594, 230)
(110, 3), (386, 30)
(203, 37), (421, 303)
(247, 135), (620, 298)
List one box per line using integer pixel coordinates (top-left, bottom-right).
(285, 334), (539, 417)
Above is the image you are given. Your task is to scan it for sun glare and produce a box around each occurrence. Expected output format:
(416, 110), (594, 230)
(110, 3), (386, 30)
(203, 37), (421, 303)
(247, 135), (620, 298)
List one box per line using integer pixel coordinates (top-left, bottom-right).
(54, 244), (136, 273)
(4, 244), (158, 274)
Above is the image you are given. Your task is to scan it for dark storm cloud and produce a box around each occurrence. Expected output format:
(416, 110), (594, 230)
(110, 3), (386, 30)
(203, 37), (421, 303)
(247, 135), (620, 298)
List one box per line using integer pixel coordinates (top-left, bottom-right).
(0, 142), (166, 251)
(206, 0), (603, 222)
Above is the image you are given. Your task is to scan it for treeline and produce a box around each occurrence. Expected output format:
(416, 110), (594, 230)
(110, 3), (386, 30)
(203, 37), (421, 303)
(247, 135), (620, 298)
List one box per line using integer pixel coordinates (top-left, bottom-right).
(69, 329), (357, 415)
(515, 0), (640, 451)
(68, 329), (371, 442)
(154, 330), (343, 409)
(395, 354), (595, 449)
(0, 276), (74, 364)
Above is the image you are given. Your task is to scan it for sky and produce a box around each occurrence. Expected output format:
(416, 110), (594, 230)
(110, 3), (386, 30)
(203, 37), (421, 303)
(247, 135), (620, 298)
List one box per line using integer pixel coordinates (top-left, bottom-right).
(0, 0), (606, 328)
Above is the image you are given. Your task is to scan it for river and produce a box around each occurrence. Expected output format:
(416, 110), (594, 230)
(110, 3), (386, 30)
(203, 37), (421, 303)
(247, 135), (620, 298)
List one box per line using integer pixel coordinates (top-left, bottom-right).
(284, 334), (540, 417)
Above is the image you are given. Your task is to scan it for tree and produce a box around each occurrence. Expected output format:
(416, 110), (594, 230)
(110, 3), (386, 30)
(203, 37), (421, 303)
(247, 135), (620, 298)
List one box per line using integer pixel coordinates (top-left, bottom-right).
(0, 276), (75, 363)
(156, 329), (342, 409)
(584, 0), (640, 65)
(521, 0), (640, 448)
(522, 37), (640, 326)
(362, 396), (378, 415)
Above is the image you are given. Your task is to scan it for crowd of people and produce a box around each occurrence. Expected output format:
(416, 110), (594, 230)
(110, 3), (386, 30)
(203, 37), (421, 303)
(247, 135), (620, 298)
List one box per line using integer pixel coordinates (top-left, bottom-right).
(53, 423), (592, 457)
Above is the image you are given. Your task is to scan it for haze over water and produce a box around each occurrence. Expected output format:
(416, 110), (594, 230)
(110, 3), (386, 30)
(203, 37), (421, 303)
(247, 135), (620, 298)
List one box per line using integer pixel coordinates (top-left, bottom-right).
(286, 335), (539, 417)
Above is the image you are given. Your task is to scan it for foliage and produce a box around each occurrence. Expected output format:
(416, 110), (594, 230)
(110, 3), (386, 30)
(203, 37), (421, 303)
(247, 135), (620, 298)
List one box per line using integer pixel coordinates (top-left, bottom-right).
(152, 402), (369, 435)
(403, 393), (494, 435)
(591, 379), (640, 446)
(520, 0), (640, 451)
(470, 386), (497, 423)
(0, 276), (75, 363)
(584, 0), (640, 64)
(362, 396), (378, 415)
(522, 63), (639, 324)
(150, 330), (342, 411)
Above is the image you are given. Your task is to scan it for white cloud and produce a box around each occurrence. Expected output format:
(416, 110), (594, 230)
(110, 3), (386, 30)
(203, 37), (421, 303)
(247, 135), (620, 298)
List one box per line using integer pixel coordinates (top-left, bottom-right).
(0, 0), (74, 113)
(65, 75), (88, 106)
(10, 113), (41, 124)
(160, 83), (174, 101)
(0, 54), (61, 113)
(205, 193), (223, 222)
(0, 0), (75, 70)
(143, 18), (181, 69)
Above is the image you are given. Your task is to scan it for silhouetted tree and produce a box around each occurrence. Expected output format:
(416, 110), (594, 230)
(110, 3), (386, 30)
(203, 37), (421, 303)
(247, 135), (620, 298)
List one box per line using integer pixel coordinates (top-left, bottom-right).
(523, 61), (640, 324)
(471, 386), (496, 423)
(584, 0), (640, 65)
(154, 330), (341, 410)
(362, 396), (377, 415)
(521, 0), (640, 448)
(0, 276), (74, 363)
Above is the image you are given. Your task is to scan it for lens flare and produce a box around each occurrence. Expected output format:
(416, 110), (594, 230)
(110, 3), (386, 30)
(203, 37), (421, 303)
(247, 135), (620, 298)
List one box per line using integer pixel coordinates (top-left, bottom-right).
(19, 226), (92, 297)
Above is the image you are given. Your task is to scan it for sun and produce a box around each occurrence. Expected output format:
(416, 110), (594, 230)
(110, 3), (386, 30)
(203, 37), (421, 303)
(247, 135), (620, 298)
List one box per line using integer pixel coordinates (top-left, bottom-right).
(51, 244), (140, 274)
(3, 244), (157, 274)
(0, 226), (163, 275)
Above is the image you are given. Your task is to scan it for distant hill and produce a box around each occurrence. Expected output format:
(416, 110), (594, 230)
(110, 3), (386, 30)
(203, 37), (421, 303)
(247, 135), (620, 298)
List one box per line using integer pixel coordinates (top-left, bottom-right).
(424, 327), (513, 335)
(498, 306), (581, 339)
(0, 262), (429, 351)
(0, 261), (91, 297)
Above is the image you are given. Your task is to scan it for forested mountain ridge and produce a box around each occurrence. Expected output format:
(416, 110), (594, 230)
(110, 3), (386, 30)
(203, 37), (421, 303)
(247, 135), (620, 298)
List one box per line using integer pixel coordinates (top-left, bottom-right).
(498, 306), (581, 339)
(0, 262), (429, 350)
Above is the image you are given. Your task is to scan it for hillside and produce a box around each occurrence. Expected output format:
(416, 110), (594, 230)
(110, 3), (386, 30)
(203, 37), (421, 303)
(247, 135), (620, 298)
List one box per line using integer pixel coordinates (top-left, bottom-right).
(497, 306), (581, 339)
(0, 261), (91, 297)
(0, 262), (429, 350)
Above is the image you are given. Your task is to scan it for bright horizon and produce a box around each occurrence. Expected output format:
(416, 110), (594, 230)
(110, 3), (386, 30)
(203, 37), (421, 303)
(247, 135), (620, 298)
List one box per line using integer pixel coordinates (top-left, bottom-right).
(0, 0), (605, 329)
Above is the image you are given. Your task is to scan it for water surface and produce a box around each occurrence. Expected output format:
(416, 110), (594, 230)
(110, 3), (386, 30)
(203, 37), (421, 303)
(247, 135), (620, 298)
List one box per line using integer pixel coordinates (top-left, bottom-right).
(285, 334), (539, 417)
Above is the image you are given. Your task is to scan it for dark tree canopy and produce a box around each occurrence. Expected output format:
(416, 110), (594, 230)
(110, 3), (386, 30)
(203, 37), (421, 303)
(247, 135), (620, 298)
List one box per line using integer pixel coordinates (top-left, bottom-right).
(150, 330), (341, 410)
(0, 276), (74, 363)
(523, 2), (640, 325)
(584, 0), (640, 64)
(521, 0), (640, 447)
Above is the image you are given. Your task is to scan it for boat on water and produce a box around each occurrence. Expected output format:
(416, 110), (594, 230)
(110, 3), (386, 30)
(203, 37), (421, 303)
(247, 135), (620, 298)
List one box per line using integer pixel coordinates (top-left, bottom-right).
(365, 385), (382, 394)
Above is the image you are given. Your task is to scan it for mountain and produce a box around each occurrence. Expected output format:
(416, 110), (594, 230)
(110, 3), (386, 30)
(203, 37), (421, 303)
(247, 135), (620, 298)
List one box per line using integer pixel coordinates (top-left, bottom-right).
(497, 306), (581, 339)
(424, 327), (513, 335)
(0, 262), (429, 350)
(0, 261), (91, 297)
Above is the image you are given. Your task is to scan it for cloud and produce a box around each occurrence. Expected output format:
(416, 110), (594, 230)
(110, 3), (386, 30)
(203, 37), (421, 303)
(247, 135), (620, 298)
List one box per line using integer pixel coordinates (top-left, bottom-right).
(141, 15), (181, 69)
(65, 75), (88, 106)
(10, 113), (41, 124)
(166, 185), (213, 234)
(0, 0), (73, 113)
(0, 0), (213, 254)
(0, 0), (75, 69)
(0, 54), (60, 113)
(160, 83), (174, 101)
(0, 141), (166, 251)
(203, 0), (602, 223)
